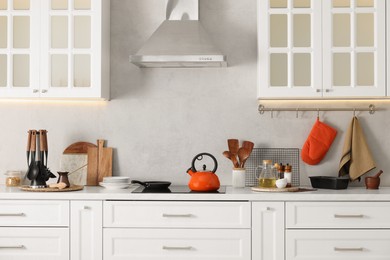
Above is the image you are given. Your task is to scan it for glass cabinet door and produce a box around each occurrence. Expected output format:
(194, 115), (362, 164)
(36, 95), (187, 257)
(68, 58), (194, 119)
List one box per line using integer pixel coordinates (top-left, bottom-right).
(41, 0), (99, 98)
(0, 0), (40, 97)
(258, 0), (322, 99)
(322, 0), (385, 97)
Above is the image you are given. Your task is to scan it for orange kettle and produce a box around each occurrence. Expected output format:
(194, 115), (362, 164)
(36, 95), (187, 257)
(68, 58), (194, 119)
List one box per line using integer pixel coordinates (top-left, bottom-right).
(187, 153), (220, 192)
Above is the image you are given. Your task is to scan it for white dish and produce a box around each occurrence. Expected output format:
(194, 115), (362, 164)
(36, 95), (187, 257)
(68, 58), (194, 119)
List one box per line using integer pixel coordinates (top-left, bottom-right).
(102, 176), (130, 183)
(99, 182), (130, 190)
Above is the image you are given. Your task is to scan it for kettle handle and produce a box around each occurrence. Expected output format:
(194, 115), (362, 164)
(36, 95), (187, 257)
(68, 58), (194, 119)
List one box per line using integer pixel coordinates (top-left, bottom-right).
(191, 153), (218, 173)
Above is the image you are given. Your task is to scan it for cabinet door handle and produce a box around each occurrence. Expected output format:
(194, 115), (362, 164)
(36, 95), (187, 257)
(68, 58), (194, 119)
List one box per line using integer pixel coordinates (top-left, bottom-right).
(0, 245), (25, 249)
(162, 213), (192, 218)
(316, 89), (322, 93)
(334, 247), (363, 252)
(162, 246), (193, 250)
(41, 89), (48, 94)
(334, 214), (364, 218)
(0, 213), (25, 217)
(325, 89), (334, 93)
(32, 89), (39, 93)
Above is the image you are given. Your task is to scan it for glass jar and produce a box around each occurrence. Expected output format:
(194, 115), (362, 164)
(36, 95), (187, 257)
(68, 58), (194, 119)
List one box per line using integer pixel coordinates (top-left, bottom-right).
(5, 171), (22, 187)
(255, 160), (277, 188)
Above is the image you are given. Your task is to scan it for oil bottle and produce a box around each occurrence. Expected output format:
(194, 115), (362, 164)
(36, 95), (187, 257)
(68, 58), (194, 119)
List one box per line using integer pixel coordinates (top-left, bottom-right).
(256, 160), (277, 188)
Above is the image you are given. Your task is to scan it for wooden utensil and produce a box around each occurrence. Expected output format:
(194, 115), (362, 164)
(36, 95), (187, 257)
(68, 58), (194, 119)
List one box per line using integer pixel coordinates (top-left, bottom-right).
(227, 139), (240, 168)
(238, 147), (250, 168)
(241, 141), (254, 167)
(223, 151), (235, 167)
(26, 130), (32, 167)
(97, 139), (113, 183)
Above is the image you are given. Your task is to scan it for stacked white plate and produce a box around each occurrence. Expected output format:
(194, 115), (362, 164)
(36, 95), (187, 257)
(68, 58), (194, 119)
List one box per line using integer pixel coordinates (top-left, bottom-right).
(99, 177), (131, 190)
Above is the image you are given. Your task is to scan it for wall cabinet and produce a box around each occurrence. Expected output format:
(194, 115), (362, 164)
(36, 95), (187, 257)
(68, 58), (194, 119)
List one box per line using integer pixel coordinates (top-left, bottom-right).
(257, 0), (386, 99)
(0, 0), (110, 100)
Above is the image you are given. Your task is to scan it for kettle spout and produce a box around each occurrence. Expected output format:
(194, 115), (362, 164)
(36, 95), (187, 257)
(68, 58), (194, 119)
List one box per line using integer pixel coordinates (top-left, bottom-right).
(187, 168), (194, 176)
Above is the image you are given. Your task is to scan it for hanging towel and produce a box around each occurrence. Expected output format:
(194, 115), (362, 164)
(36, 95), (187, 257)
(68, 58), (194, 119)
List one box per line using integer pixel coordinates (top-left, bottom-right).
(339, 116), (376, 181)
(301, 118), (338, 165)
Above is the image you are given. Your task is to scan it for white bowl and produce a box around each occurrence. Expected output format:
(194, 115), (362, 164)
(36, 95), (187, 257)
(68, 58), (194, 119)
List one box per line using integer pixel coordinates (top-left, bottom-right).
(102, 177), (130, 183)
(99, 182), (130, 190)
(275, 178), (288, 189)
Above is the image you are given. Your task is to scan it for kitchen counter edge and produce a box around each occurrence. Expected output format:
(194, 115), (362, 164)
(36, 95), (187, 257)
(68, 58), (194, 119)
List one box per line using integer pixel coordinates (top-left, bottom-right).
(1, 186), (390, 201)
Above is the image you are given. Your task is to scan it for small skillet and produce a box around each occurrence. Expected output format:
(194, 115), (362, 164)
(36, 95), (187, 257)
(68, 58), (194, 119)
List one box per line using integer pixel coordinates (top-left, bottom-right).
(131, 180), (171, 189)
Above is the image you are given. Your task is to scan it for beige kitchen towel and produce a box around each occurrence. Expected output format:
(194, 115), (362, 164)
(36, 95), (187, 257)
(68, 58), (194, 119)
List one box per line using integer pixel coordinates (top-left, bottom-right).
(339, 116), (376, 181)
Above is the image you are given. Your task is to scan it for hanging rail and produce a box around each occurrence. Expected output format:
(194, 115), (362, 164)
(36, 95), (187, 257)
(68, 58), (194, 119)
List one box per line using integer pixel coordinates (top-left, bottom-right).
(258, 104), (378, 118)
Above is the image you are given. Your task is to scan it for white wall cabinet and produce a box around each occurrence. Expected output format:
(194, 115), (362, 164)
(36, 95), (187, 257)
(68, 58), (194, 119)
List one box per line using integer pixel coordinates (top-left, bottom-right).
(70, 200), (103, 260)
(258, 0), (386, 99)
(252, 202), (284, 260)
(0, 0), (110, 100)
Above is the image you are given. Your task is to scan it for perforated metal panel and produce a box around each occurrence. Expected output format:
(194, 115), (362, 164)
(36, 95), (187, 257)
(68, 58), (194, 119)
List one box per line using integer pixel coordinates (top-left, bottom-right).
(245, 148), (300, 187)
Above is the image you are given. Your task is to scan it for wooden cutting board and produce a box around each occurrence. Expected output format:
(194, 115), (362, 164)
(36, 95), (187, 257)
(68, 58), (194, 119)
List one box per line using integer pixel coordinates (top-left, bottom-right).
(88, 139), (113, 185)
(62, 142), (97, 186)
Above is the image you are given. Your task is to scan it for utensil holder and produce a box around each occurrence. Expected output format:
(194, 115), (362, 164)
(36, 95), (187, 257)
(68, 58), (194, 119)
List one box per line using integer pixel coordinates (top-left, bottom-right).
(232, 168), (246, 188)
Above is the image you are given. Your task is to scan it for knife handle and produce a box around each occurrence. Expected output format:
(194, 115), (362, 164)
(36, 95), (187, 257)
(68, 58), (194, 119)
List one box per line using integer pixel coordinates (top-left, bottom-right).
(42, 130), (48, 151)
(30, 131), (36, 152)
(27, 130), (32, 151)
(39, 130), (45, 152)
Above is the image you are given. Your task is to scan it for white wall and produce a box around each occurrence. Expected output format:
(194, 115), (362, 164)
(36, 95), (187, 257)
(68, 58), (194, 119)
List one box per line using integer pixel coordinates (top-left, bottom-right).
(1, 0), (389, 187)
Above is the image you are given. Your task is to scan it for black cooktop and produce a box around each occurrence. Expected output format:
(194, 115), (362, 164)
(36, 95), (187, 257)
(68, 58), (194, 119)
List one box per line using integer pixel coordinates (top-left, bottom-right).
(132, 185), (226, 194)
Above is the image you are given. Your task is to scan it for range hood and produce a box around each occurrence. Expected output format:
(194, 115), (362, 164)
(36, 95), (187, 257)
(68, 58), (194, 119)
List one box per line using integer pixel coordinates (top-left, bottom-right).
(130, 0), (227, 68)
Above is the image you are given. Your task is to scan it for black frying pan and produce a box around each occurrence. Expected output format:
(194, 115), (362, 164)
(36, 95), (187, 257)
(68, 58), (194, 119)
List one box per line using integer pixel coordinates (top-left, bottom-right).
(131, 180), (171, 189)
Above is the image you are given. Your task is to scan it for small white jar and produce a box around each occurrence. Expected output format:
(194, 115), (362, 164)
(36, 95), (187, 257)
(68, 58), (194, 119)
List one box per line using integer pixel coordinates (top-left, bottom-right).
(232, 168), (246, 188)
(275, 178), (287, 189)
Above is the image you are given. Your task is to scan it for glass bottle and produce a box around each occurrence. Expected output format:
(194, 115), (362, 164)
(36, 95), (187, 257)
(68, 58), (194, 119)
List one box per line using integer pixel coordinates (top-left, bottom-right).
(256, 160), (277, 188)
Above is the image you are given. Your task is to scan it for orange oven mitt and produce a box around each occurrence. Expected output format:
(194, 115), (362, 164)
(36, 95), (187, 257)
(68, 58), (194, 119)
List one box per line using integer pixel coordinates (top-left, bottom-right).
(301, 119), (337, 165)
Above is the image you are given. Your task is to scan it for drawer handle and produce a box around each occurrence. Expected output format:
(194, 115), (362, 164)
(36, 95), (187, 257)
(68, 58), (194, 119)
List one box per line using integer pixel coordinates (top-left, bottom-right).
(0, 213), (25, 217)
(334, 247), (363, 252)
(334, 214), (364, 218)
(0, 245), (25, 249)
(162, 214), (193, 218)
(162, 246), (193, 251)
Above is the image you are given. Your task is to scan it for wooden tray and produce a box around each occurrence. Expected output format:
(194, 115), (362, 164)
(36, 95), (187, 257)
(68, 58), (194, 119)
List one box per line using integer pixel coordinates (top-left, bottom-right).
(251, 186), (300, 192)
(20, 185), (84, 192)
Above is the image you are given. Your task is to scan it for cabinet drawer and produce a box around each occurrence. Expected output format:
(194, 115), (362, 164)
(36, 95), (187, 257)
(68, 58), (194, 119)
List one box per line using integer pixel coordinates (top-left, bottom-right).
(0, 200), (69, 227)
(286, 202), (390, 228)
(286, 230), (390, 260)
(104, 228), (250, 260)
(0, 227), (69, 260)
(103, 201), (250, 228)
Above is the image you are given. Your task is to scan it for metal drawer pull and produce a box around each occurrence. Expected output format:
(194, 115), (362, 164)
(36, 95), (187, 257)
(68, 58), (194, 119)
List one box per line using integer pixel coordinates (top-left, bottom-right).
(0, 245), (25, 249)
(0, 213), (25, 217)
(334, 247), (363, 252)
(334, 214), (364, 218)
(162, 214), (192, 218)
(163, 246), (193, 250)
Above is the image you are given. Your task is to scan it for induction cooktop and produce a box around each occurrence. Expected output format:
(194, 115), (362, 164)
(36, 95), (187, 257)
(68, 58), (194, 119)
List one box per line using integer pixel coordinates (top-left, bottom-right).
(132, 185), (226, 194)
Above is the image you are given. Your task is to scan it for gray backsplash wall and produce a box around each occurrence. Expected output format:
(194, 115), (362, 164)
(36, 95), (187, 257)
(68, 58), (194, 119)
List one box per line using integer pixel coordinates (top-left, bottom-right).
(1, 0), (389, 187)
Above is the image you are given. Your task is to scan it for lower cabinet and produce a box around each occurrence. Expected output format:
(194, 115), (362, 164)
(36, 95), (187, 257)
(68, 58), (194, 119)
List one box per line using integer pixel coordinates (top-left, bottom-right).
(286, 230), (390, 260)
(285, 201), (390, 260)
(0, 227), (68, 260)
(103, 228), (251, 260)
(103, 201), (251, 260)
(70, 201), (103, 260)
(252, 202), (284, 260)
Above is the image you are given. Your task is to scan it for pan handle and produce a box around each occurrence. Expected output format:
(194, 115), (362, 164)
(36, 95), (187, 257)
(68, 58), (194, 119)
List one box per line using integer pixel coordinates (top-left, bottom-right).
(131, 180), (147, 187)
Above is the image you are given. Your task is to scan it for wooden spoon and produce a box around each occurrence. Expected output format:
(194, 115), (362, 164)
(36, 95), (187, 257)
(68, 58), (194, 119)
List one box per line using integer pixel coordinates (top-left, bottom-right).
(242, 141), (254, 155)
(227, 139), (240, 167)
(223, 151), (239, 168)
(238, 147), (250, 168)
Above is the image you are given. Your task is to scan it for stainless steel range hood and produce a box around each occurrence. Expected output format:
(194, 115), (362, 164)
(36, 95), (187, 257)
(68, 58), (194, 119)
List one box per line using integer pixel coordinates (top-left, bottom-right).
(130, 0), (227, 68)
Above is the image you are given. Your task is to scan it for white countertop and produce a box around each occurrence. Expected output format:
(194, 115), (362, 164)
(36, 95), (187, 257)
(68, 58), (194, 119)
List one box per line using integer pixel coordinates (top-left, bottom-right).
(1, 185), (390, 201)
